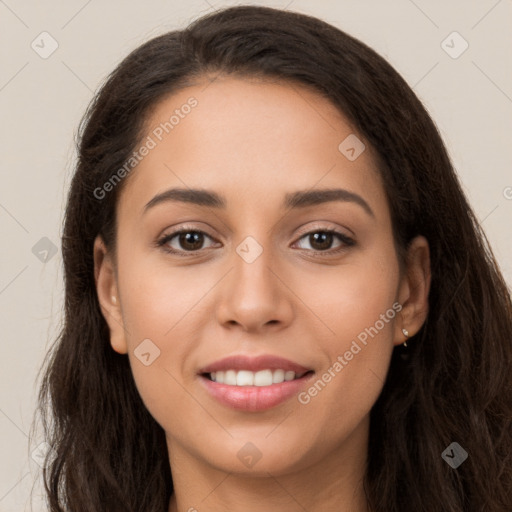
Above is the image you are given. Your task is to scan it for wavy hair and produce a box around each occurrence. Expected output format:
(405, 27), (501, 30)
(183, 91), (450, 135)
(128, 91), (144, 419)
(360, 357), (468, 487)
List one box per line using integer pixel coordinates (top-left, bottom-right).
(36, 5), (512, 511)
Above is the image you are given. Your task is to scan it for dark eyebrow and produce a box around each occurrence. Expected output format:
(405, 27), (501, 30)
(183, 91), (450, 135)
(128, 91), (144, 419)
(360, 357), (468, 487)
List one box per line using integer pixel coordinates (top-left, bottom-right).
(284, 188), (374, 217)
(143, 187), (374, 218)
(144, 188), (226, 212)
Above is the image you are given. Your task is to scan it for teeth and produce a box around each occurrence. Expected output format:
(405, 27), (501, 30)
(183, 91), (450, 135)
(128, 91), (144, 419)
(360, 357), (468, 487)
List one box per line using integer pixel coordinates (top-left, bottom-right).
(272, 369), (284, 384)
(209, 369), (300, 386)
(237, 370), (254, 386)
(225, 370), (237, 385)
(284, 370), (295, 381)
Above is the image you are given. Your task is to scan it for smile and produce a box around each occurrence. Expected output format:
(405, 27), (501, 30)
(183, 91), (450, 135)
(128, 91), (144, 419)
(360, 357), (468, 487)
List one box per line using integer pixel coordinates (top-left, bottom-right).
(198, 354), (315, 411)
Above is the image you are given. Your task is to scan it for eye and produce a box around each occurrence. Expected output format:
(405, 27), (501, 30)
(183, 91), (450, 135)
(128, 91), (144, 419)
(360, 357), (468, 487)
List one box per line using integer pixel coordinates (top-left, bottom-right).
(156, 225), (355, 257)
(157, 227), (219, 255)
(293, 229), (355, 254)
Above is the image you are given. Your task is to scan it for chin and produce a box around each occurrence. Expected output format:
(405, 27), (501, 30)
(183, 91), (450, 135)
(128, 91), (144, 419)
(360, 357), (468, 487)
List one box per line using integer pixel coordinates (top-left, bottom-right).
(199, 434), (316, 476)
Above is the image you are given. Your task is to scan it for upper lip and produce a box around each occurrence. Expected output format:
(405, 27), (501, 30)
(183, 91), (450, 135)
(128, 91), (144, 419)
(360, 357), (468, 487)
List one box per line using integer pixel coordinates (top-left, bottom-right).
(198, 354), (312, 374)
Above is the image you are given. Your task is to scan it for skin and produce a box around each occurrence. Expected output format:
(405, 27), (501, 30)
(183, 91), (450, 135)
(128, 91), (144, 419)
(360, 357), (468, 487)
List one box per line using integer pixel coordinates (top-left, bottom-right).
(94, 76), (431, 512)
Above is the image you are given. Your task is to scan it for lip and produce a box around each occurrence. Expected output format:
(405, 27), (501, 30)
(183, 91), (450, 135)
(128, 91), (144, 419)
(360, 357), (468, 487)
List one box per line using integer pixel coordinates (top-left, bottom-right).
(198, 354), (311, 374)
(199, 373), (314, 411)
(197, 354), (314, 412)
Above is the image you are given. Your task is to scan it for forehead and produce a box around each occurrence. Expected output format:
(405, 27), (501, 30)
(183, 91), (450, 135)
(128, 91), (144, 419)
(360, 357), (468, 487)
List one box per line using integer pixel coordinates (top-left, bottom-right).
(118, 76), (387, 219)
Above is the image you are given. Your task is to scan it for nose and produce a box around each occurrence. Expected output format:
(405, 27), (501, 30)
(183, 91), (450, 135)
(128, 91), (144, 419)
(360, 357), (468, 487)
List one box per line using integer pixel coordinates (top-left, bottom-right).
(215, 237), (294, 334)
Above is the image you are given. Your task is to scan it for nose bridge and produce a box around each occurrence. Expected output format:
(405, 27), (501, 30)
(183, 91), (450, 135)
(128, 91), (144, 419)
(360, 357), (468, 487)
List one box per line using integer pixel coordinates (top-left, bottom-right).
(232, 232), (278, 300)
(215, 229), (292, 330)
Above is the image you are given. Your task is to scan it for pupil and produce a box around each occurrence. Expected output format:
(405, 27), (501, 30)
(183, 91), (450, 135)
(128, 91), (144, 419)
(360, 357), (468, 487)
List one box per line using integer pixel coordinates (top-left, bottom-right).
(311, 232), (332, 250)
(180, 232), (203, 250)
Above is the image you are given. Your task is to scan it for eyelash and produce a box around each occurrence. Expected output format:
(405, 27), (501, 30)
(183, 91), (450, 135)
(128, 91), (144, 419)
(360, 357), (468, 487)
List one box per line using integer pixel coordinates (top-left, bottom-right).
(156, 224), (355, 258)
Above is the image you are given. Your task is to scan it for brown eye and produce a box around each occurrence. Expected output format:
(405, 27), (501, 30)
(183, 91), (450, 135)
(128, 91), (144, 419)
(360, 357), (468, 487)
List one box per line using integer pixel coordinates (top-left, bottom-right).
(158, 229), (218, 254)
(176, 231), (206, 251)
(295, 230), (354, 253)
(307, 232), (334, 251)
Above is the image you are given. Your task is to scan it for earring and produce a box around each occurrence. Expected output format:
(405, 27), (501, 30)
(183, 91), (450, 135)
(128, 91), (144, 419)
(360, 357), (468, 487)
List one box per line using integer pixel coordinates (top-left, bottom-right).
(402, 328), (409, 347)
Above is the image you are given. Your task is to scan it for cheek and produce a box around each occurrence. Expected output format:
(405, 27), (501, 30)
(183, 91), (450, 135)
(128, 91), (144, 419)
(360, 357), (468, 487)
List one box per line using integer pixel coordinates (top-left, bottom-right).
(311, 242), (400, 346)
(298, 243), (399, 420)
(117, 246), (214, 341)
(114, 250), (205, 422)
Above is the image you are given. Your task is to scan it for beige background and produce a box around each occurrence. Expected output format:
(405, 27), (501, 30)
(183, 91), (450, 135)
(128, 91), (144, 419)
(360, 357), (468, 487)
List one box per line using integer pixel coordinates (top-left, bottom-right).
(1, 0), (511, 510)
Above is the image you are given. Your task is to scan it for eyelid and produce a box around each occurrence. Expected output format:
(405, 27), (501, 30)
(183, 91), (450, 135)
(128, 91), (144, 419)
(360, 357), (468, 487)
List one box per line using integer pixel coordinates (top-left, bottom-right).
(293, 221), (353, 240)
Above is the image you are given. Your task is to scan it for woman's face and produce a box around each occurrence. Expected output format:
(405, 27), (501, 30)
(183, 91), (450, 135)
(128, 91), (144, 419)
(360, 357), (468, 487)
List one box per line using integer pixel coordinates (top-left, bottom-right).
(95, 76), (429, 478)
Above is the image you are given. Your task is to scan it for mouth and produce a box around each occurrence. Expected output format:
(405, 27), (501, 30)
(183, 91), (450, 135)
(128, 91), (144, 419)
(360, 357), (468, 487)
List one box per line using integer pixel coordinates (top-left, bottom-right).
(197, 354), (315, 411)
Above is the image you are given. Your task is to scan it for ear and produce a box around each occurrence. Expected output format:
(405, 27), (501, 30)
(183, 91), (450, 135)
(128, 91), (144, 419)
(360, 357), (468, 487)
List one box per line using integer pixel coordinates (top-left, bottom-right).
(395, 235), (431, 346)
(93, 235), (128, 354)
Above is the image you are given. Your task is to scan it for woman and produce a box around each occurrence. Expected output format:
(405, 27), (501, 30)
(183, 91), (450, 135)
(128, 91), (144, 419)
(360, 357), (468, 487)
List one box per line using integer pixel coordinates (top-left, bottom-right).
(37, 5), (512, 511)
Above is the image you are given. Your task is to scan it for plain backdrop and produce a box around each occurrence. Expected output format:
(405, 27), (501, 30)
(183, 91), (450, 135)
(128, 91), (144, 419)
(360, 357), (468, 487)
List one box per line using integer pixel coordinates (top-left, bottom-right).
(0, 1), (511, 510)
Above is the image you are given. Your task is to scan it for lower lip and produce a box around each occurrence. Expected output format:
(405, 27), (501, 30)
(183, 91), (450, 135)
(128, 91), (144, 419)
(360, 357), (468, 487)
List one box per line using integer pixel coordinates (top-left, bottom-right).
(199, 373), (313, 411)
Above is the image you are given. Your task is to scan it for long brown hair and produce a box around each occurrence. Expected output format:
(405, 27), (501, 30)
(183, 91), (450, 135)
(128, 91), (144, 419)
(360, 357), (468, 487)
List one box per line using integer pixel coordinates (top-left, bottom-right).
(36, 5), (512, 511)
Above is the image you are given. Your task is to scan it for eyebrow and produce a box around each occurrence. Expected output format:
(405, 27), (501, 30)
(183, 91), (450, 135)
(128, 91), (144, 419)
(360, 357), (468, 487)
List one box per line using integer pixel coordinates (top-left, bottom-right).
(143, 187), (375, 218)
